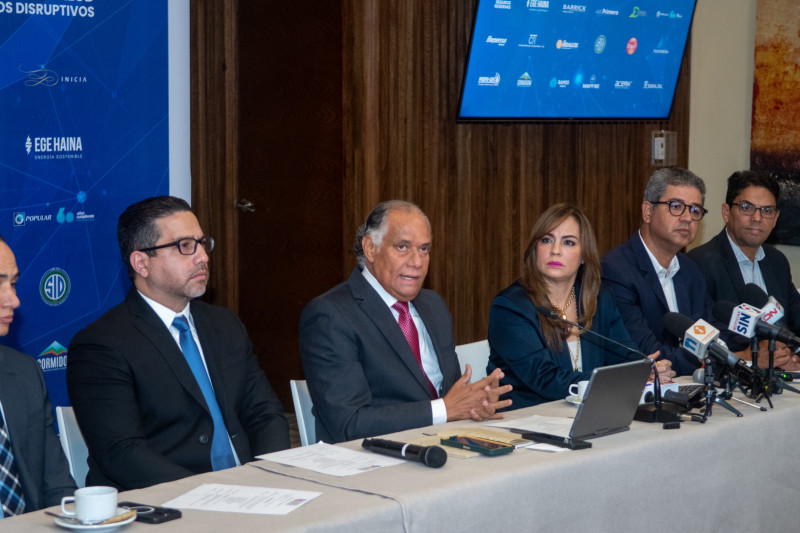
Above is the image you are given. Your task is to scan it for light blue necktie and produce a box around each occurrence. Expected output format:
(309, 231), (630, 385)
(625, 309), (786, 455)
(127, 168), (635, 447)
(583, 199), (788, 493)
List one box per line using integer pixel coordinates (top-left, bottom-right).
(172, 315), (236, 470)
(0, 414), (25, 517)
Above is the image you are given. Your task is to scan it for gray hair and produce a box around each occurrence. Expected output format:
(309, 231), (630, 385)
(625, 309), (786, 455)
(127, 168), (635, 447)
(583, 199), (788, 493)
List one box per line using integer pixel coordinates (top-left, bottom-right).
(643, 167), (706, 204)
(353, 200), (429, 266)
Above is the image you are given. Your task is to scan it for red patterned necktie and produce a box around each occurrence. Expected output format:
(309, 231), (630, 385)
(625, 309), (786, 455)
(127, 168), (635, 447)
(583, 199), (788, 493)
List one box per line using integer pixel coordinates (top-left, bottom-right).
(392, 301), (438, 398)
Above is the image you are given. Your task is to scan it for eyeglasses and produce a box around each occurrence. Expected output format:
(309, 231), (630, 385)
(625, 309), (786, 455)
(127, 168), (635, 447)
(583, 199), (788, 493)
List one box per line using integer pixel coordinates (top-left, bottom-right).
(649, 200), (708, 221)
(139, 236), (215, 255)
(730, 201), (778, 219)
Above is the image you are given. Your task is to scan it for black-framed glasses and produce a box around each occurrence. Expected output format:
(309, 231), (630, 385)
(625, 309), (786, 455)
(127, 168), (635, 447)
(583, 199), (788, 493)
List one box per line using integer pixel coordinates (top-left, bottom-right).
(730, 201), (778, 219)
(649, 200), (708, 221)
(139, 236), (214, 255)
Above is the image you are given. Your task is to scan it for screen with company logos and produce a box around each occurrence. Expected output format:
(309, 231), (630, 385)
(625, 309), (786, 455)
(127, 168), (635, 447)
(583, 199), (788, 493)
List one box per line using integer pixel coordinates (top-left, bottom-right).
(458, 1), (696, 120)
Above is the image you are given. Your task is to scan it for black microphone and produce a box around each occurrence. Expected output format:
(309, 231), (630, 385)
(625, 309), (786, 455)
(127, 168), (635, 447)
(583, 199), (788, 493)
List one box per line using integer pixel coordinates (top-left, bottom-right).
(534, 305), (647, 358)
(713, 299), (800, 349)
(662, 311), (755, 385)
(535, 305), (680, 424)
(734, 286), (800, 352)
(361, 438), (447, 468)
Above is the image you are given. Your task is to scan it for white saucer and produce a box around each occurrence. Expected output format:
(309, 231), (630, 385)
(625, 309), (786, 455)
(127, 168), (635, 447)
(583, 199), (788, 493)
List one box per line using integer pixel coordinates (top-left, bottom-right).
(54, 507), (136, 532)
(565, 394), (582, 406)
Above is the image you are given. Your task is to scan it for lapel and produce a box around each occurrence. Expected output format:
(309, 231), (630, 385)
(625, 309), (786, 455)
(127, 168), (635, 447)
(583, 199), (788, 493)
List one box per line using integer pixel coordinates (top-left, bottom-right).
(629, 234), (669, 312)
(126, 289), (210, 414)
(348, 268), (434, 398)
(0, 349), (27, 456)
(717, 230), (747, 295)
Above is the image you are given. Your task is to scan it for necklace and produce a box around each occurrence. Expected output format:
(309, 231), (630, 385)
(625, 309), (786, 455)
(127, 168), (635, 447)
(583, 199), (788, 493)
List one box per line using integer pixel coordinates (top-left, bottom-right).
(549, 286), (575, 320)
(567, 337), (581, 370)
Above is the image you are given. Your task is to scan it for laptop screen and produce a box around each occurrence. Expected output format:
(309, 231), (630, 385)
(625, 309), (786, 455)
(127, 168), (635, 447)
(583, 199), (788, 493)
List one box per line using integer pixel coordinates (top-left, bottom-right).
(570, 359), (651, 440)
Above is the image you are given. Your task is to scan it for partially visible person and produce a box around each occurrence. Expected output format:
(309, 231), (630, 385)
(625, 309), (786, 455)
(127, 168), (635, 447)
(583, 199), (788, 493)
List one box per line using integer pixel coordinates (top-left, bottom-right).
(0, 236), (76, 516)
(488, 204), (672, 409)
(300, 200), (511, 443)
(688, 170), (800, 369)
(602, 167), (716, 376)
(68, 196), (289, 490)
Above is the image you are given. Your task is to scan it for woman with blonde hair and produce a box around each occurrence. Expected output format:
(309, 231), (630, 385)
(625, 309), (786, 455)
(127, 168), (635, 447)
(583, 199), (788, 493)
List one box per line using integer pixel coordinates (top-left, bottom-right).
(487, 203), (670, 409)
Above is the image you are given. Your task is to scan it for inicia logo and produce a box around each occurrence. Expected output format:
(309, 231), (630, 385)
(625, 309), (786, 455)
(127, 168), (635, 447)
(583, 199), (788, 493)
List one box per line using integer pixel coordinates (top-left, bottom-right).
(40, 268), (70, 306)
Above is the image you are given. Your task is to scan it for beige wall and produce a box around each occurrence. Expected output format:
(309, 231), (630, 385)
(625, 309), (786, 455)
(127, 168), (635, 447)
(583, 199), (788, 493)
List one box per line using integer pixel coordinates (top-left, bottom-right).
(689, 0), (800, 281)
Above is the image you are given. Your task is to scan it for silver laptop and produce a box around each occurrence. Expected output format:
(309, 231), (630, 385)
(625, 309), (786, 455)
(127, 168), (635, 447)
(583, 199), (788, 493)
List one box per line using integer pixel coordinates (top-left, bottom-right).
(570, 359), (651, 440)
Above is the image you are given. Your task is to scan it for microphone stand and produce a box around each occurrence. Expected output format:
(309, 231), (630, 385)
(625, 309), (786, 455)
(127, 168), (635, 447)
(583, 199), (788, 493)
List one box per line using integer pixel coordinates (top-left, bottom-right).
(700, 361), (742, 418)
(535, 306), (681, 427)
(764, 338), (800, 397)
(745, 335), (773, 408)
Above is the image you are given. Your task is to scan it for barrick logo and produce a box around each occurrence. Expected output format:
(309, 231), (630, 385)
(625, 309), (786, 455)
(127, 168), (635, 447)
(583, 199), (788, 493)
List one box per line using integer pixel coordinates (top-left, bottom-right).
(562, 4), (586, 13)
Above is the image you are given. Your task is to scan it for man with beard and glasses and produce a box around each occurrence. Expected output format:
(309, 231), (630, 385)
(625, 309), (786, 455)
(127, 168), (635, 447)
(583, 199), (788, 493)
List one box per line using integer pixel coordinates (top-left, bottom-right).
(68, 196), (289, 490)
(689, 170), (800, 370)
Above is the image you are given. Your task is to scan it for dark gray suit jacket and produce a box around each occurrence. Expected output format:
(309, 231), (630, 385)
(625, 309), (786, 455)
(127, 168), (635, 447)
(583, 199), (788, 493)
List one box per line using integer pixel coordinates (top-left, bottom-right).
(299, 267), (462, 443)
(67, 288), (289, 490)
(0, 346), (75, 512)
(688, 228), (800, 333)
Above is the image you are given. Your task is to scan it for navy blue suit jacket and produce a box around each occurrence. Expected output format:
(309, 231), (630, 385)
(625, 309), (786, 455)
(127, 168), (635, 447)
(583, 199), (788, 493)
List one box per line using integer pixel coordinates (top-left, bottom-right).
(688, 229), (800, 334)
(0, 346), (75, 512)
(487, 280), (640, 409)
(299, 267), (462, 443)
(601, 232), (711, 376)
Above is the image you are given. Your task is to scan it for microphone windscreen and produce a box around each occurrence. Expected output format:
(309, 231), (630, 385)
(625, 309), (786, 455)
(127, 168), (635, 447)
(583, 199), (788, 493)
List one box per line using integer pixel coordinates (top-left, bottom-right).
(712, 300), (737, 324)
(534, 305), (556, 318)
(692, 367), (705, 384)
(422, 445), (448, 468)
(662, 312), (695, 338)
(738, 283), (769, 308)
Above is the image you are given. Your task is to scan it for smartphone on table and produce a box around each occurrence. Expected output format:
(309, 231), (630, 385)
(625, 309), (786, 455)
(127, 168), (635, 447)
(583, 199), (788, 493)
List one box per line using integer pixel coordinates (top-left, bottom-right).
(118, 501), (182, 524)
(440, 435), (514, 456)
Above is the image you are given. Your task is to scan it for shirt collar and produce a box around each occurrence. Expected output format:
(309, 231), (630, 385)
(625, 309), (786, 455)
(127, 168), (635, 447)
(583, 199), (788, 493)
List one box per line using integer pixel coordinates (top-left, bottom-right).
(137, 290), (193, 330)
(638, 230), (680, 280)
(725, 229), (765, 264)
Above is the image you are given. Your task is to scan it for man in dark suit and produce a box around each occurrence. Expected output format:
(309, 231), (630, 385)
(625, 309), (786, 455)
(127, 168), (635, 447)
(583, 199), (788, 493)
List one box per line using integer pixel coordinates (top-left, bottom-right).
(0, 236), (76, 515)
(602, 168), (714, 376)
(688, 170), (800, 369)
(68, 197), (289, 490)
(300, 200), (511, 443)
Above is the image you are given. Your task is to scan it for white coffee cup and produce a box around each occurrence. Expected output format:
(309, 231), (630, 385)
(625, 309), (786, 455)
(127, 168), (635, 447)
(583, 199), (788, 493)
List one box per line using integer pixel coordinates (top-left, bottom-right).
(568, 380), (590, 400)
(61, 486), (118, 522)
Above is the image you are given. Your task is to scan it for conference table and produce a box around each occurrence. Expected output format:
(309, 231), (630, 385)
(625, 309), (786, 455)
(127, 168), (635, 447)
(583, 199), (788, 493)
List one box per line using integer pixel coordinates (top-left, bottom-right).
(7, 384), (800, 532)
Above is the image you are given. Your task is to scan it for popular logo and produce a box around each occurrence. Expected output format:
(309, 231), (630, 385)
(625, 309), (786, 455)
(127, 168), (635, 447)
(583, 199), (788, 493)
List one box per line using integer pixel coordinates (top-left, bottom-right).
(40, 268), (71, 306)
(13, 213), (25, 227)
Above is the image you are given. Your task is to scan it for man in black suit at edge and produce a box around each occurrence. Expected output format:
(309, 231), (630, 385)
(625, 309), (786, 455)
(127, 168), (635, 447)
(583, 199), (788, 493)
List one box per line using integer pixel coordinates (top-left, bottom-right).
(300, 200), (511, 444)
(688, 170), (800, 370)
(68, 196), (289, 490)
(0, 235), (76, 516)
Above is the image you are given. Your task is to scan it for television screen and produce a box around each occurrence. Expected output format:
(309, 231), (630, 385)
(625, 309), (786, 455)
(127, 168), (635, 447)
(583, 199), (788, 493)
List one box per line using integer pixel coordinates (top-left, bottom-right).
(458, 1), (697, 121)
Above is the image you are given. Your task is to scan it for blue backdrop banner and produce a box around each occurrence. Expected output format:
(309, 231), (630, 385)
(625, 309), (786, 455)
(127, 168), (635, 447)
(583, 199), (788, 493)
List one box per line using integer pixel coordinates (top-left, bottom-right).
(0, 1), (169, 408)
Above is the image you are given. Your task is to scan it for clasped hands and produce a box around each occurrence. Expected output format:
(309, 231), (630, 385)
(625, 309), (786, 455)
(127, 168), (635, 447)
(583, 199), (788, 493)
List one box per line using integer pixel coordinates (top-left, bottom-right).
(443, 365), (512, 422)
(647, 351), (676, 382)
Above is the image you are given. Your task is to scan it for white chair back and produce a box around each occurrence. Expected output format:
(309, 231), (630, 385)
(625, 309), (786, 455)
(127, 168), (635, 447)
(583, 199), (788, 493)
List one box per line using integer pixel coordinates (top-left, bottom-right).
(290, 379), (316, 446)
(56, 406), (89, 488)
(455, 339), (490, 381)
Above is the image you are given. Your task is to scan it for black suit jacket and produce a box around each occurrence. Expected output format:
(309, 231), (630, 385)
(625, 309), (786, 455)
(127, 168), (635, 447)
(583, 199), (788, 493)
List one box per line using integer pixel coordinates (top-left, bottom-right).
(688, 229), (800, 333)
(299, 267), (462, 443)
(67, 288), (289, 490)
(601, 232), (712, 376)
(0, 346), (75, 512)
